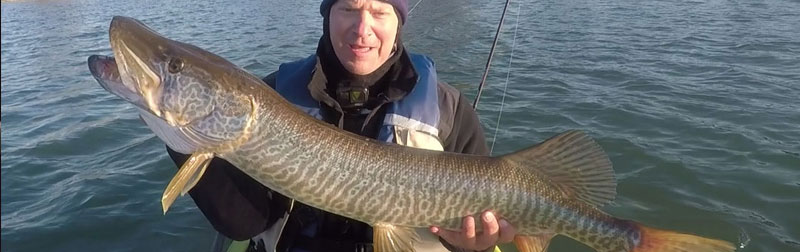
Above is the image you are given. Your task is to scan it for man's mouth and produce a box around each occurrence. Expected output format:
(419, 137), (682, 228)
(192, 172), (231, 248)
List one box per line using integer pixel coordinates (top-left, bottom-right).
(350, 44), (374, 55)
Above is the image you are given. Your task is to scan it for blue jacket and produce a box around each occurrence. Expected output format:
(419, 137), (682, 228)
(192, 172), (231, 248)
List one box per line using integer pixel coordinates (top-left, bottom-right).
(274, 53), (443, 149)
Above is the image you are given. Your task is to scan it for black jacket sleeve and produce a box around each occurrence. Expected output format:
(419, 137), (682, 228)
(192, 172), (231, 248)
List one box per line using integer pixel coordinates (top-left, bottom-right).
(442, 93), (490, 156)
(164, 72), (287, 241)
(436, 82), (490, 156)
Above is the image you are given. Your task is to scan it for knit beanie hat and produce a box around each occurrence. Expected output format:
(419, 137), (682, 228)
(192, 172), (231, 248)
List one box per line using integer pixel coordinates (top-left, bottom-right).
(320, 0), (408, 25)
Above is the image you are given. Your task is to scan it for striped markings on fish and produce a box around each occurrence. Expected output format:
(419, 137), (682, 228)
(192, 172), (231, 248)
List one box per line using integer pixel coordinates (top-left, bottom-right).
(88, 16), (735, 252)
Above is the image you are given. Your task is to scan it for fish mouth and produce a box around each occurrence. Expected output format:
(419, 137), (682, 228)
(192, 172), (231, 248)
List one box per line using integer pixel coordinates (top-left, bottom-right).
(108, 16), (166, 118)
(88, 54), (198, 154)
(88, 54), (147, 109)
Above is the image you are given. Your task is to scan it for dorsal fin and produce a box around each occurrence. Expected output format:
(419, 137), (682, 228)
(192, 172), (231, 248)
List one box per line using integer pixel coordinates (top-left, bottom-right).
(503, 130), (616, 207)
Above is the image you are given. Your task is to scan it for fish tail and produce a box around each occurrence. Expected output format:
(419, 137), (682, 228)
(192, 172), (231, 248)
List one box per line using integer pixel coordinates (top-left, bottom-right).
(631, 222), (735, 252)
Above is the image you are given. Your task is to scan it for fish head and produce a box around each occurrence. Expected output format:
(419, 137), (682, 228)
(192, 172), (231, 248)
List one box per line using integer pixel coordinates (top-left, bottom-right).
(89, 16), (258, 153)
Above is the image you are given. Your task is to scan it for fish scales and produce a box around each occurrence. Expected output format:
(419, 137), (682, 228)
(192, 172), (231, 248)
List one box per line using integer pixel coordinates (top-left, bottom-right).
(88, 16), (735, 252)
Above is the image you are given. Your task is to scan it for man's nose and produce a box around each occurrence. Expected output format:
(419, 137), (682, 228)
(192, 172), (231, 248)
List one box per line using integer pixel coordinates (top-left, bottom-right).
(354, 11), (373, 38)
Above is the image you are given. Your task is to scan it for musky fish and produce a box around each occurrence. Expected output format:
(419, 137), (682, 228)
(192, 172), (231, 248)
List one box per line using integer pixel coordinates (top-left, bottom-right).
(88, 16), (735, 252)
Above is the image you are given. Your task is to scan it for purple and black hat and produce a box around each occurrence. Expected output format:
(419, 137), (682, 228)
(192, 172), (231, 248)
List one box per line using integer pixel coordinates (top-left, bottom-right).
(320, 0), (408, 24)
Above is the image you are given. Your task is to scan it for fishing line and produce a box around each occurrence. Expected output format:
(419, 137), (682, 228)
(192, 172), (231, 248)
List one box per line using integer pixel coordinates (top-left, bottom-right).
(409, 0), (424, 15)
(472, 0), (512, 110)
(490, 1), (522, 155)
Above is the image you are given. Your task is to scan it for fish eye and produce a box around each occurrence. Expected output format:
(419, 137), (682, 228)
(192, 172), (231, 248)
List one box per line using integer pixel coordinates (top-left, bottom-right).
(168, 58), (184, 73)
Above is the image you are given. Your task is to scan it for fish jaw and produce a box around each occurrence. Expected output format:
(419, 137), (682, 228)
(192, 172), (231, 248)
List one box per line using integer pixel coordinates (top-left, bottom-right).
(108, 16), (167, 121)
(96, 16), (259, 154)
(87, 55), (148, 110)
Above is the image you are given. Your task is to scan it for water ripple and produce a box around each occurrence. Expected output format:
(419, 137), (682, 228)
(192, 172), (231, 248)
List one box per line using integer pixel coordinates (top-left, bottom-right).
(3, 0), (799, 251)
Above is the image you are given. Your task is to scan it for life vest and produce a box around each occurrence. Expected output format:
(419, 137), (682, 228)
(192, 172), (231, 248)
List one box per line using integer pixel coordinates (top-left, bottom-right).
(274, 53), (444, 151)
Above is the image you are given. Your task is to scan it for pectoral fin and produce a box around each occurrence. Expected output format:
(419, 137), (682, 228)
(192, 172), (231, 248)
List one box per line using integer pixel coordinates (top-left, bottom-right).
(513, 233), (555, 252)
(161, 152), (213, 214)
(373, 222), (420, 252)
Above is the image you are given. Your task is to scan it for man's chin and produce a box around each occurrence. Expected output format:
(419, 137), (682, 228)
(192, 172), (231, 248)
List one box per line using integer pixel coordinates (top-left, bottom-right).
(343, 62), (380, 76)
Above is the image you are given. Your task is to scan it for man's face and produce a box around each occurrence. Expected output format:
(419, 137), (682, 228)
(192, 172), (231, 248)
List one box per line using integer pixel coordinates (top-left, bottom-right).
(329, 0), (399, 75)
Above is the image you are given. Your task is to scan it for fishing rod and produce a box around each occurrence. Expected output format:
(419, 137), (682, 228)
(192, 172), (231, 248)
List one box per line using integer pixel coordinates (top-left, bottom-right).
(472, 0), (512, 109)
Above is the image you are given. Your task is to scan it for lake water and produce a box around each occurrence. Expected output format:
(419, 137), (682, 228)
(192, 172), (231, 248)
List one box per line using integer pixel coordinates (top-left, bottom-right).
(2, 0), (799, 251)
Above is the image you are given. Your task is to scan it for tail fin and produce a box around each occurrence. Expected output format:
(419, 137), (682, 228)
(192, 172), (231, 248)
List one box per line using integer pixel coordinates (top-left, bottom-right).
(632, 223), (735, 252)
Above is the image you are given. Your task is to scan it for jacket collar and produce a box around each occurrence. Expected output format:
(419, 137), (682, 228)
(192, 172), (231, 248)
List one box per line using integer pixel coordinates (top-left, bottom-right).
(307, 50), (419, 110)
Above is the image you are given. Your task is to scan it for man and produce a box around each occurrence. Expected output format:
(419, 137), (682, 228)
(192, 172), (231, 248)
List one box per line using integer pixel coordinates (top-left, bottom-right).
(167, 0), (516, 251)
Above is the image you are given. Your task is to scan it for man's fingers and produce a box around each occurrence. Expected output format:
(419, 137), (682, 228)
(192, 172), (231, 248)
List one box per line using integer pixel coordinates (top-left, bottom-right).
(497, 219), (516, 243)
(432, 223), (475, 249)
(431, 226), (460, 242)
(431, 213), (517, 250)
(475, 211), (501, 248)
(463, 215), (477, 239)
(482, 211), (500, 236)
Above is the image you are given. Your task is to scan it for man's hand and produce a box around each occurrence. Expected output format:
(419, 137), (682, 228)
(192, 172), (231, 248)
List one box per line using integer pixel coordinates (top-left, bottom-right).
(430, 211), (516, 251)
